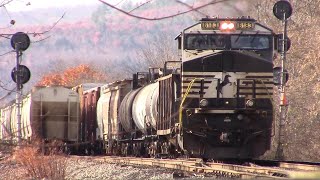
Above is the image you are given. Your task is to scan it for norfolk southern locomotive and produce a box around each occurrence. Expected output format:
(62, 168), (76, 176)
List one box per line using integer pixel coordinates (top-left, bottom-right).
(0, 17), (275, 159)
(175, 17), (274, 158)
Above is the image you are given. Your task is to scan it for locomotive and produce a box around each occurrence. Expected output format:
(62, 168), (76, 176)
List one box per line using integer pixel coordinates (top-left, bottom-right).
(175, 17), (275, 158)
(0, 17), (276, 159)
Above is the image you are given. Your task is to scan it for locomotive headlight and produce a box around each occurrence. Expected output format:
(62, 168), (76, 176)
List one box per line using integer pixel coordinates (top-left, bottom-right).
(246, 99), (255, 107)
(199, 99), (209, 107)
(220, 22), (235, 30)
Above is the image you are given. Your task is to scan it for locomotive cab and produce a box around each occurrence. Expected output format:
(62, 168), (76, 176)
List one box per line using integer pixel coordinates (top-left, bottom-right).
(179, 17), (276, 61)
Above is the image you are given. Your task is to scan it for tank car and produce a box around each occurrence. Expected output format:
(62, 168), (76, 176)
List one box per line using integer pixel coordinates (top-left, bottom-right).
(0, 86), (80, 150)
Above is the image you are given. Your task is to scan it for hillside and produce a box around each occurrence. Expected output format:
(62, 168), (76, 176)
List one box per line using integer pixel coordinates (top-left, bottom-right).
(0, 0), (247, 101)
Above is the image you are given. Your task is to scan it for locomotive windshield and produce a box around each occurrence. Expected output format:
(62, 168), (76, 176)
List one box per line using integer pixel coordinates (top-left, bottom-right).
(184, 34), (271, 51)
(185, 34), (226, 50)
(231, 35), (270, 50)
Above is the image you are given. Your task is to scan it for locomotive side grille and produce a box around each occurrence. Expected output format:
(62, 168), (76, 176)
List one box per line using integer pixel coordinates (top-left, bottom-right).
(238, 75), (273, 99)
(181, 72), (216, 98)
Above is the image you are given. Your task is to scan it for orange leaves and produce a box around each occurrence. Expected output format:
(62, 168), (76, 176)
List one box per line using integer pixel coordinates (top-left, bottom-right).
(37, 64), (107, 86)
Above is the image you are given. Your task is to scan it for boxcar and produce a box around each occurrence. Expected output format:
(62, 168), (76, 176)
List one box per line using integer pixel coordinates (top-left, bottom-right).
(96, 80), (132, 154)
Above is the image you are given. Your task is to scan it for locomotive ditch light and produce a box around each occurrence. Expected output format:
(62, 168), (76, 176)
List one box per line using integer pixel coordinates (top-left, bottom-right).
(246, 99), (254, 107)
(273, 0), (293, 20)
(199, 99), (209, 107)
(10, 32), (30, 51)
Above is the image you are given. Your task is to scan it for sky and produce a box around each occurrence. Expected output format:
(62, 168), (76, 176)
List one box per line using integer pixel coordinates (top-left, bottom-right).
(5, 0), (107, 12)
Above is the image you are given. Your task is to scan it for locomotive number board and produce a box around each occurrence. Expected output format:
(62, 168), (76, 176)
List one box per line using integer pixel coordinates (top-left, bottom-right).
(201, 21), (255, 30)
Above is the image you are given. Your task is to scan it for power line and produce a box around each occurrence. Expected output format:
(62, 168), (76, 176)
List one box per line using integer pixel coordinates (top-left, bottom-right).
(98, 0), (231, 21)
(0, 50), (14, 56)
(0, 87), (15, 101)
(128, 0), (153, 13)
(115, 0), (127, 7)
(175, 0), (209, 17)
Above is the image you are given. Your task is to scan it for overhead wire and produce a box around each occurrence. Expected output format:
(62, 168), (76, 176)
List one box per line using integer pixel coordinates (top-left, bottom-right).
(98, 0), (231, 21)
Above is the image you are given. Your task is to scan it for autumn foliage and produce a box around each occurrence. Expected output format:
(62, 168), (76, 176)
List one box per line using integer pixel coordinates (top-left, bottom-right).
(37, 64), (107, 87)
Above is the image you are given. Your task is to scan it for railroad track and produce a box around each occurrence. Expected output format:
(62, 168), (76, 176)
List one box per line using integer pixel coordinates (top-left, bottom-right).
(85, 156), (320, 179)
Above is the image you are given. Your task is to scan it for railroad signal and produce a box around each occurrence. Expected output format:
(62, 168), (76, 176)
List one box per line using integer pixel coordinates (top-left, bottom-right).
(10, 32), (31, 145)
(273, 0), (293, 20)
(273, 67), (289, 86)
(276, 34), (291, 52)
(273, 0), (293, 161)
(10, 32), (30, 51)
(11, 65), (31, 84)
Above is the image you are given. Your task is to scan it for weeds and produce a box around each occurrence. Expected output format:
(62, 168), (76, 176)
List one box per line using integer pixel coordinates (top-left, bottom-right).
(13, 141), (67, 180)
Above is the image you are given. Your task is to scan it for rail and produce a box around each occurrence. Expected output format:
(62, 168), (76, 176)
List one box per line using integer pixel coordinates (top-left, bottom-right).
(92, 156), (320, 179)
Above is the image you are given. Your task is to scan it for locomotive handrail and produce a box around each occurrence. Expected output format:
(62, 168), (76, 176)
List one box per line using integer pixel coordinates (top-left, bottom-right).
(178, 78), (204, 134)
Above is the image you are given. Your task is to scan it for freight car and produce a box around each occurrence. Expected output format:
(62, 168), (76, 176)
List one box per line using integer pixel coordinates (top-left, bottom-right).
(0, 86), (80, 151)
(71, 83), (104, 154)
(84, 17), (276, 159)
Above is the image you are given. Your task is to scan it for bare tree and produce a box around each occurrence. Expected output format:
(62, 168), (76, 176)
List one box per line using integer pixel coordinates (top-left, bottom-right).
(119, 32), (179, 76)
(248, 0), (320, 161)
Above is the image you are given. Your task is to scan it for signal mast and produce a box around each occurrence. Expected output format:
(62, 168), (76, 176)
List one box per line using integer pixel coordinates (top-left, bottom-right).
(10, 32), (31, 145)
(273, 0), (293, 160)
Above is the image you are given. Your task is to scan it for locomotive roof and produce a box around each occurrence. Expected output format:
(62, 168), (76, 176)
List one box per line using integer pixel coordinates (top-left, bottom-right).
(200, 16), (256, 22)
(181, 16), (273, 34)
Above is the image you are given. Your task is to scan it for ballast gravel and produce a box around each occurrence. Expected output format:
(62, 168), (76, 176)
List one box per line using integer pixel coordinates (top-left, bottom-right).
(65, 157), (174, 180)
(0, 154), (178, 180)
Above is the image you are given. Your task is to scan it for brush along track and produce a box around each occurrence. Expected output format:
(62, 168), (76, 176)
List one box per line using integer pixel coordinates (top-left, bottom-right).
(87, 156), (320, 179)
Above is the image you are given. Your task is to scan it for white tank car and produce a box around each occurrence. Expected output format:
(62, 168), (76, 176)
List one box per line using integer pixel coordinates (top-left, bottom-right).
(132, 82), (159, 132)
(0, 86), (80, 143)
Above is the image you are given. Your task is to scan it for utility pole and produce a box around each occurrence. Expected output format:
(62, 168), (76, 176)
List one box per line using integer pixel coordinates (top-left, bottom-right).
(273, 0), (293, 160)
(10, 32), (31, 145)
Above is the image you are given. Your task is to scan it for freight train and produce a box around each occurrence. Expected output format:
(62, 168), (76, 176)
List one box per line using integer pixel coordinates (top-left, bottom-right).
(0, 17), (276, 159)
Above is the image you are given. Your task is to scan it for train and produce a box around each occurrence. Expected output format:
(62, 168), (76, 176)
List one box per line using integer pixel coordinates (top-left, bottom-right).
(0, 17), (276, 159)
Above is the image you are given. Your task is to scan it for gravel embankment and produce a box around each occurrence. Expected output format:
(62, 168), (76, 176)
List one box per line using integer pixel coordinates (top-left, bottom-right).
(0, 152), (27, 180)
(65, 157), (174, 180)
(0, 153), (178, 180)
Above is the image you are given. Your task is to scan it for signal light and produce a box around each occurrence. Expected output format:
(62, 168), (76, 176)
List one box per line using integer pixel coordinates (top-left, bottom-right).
(220, 22), (235, 30)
